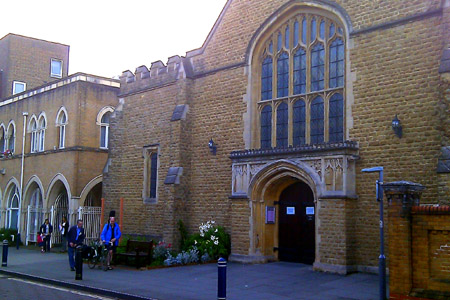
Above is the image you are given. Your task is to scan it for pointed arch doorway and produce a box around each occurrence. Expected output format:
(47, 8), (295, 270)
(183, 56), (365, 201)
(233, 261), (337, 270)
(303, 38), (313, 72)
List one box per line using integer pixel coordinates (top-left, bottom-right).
(278, 181), (315, 264)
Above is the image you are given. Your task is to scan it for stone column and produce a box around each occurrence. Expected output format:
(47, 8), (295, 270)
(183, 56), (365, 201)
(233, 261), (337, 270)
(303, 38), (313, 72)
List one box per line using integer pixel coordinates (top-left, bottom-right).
(382, 181), (425, 297)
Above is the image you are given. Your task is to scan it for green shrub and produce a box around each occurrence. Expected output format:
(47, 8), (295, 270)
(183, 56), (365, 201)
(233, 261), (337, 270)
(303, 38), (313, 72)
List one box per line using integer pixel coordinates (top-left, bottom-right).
(181, 220), (230, 260)
(0, 229), (22, 246)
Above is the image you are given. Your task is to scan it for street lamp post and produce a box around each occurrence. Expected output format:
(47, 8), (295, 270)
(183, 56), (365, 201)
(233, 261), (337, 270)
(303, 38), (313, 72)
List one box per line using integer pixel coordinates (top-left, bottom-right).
(362, 166), (386, 300)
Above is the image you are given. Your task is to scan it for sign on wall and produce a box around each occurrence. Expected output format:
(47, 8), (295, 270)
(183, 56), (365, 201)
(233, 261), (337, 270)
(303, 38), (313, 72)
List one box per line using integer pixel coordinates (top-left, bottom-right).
(266, 206), (275, 224)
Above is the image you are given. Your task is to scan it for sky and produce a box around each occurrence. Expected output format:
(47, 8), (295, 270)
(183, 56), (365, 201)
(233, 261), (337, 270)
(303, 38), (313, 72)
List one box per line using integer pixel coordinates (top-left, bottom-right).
(0, 0), (228, 78)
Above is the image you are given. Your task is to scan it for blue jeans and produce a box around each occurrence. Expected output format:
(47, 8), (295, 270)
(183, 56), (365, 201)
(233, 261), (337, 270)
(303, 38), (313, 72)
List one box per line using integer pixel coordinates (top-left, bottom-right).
(68, 246), (75, 269)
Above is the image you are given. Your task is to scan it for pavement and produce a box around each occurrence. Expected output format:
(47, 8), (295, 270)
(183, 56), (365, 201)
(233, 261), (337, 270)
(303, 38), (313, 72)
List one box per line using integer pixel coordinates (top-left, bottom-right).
(0, 245), (384, 300)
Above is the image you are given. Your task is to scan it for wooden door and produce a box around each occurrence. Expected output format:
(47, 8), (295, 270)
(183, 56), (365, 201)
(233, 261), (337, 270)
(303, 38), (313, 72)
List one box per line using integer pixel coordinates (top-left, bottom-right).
(278, 181), (315, 264)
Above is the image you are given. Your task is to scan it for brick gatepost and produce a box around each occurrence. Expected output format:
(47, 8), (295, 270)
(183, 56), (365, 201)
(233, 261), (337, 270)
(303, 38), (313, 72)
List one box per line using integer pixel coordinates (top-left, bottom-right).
(383, 181), (425, 299)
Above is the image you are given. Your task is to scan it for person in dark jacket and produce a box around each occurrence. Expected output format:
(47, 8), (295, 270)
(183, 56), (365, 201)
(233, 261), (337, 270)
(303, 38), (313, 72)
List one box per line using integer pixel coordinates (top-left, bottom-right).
(101, 216), (121, 270)
(39, 219), (53, 252)
(67, 219), (85, 271)
(59, 216), (69, 252)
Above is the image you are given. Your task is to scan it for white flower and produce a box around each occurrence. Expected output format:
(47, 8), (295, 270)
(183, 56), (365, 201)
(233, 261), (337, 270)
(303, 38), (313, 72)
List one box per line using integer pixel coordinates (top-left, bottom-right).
(194, 240), (197, 245)
(211, 235), (216, 241)
(215, 229), (218, 233)
(214, 240), (219, 245)
(200, 232), (204, 237)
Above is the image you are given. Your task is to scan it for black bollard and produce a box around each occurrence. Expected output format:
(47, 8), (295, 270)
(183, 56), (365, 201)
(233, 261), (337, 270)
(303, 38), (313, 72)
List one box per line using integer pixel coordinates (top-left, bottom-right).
(75, 246), (83, 280)
(217, 257), (227, 300)
(2, 240), (8, 267)
(16, 233), (20, 250)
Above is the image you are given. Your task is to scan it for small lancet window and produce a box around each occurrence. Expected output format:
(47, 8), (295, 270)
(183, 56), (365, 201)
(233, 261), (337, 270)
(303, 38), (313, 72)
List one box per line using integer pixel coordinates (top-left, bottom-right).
(329, 23), (335, 37)
(302, 18), (307, 44)
(311, 43), (325, 92)
(319, 20), (325, 39)
(260, 105), (272, 149)
(293, 100), (306, 146)
(276, 102), (288, 148)
(294, 21), (299, 46)
(293, 48), (307, 95)
(285, 26), (289, 49)
(261, 57), (273, 100)
(277, 32), (282, 51)
(329, 38), (345, 88)
(277, 52), (289, 98)
(311, 17), (317, 42)
(329, 93), (344, 143)
(310, 96), (324, 144)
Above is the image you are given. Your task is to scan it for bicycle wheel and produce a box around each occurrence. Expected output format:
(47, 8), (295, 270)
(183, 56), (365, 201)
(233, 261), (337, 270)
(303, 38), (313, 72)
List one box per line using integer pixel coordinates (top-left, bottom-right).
(88, 249), (97, 269)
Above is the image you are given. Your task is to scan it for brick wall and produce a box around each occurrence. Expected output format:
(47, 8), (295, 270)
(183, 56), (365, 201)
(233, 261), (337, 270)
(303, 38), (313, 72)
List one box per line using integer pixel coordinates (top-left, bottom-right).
(0, 34), (69, 99)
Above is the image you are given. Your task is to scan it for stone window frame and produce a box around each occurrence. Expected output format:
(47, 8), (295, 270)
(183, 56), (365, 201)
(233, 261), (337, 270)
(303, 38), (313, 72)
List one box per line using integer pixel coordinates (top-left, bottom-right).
(12, 81), (26, 95)
(6, 120), (15, 154)
(50, 58), (63, 78)
(0, 124), (5, 153)
(252, 9), (346, 149)
(55, 107), (68, 149)
(142, 144), (160, 204)
(96, 106), (114, 149)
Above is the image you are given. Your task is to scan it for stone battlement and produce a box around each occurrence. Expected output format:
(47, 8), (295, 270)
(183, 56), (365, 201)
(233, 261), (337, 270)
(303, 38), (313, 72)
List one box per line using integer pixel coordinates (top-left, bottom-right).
(119, 55), (193, 95)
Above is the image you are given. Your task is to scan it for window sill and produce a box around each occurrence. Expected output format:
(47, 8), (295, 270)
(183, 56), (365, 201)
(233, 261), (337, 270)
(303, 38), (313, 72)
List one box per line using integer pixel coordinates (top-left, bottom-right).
(143, 197), (157, 204)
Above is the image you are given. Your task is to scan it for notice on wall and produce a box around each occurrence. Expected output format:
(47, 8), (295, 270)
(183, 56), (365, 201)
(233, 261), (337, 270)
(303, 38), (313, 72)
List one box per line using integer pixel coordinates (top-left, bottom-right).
(286, 207), (295, 215)
(266, 206), (275, 224)
(306, 207), (315, 215)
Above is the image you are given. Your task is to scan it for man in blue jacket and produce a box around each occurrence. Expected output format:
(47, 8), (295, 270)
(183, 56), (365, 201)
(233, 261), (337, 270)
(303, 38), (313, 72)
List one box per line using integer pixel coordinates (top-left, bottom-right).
(101, 216), (121, 270)
(67, 219), (85, 271)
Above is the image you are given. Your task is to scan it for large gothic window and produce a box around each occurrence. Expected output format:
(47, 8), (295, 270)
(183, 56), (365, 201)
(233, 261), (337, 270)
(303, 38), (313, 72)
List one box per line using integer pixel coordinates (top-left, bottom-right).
(256, 12), (345, 148)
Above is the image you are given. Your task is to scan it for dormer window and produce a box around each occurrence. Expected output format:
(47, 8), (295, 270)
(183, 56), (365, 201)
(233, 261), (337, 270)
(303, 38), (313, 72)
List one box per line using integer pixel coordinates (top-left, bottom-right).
(12, 81), (26, 95)
(51, 59), (63, 78)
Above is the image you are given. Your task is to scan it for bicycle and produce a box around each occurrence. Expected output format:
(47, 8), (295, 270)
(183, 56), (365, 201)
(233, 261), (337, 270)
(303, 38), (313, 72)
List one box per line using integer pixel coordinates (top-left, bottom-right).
(87, 240), (112, 271)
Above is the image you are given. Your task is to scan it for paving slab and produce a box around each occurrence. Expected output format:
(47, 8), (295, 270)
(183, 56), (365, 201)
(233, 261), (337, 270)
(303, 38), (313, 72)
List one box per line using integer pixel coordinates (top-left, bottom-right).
(0, 246), (384, 300)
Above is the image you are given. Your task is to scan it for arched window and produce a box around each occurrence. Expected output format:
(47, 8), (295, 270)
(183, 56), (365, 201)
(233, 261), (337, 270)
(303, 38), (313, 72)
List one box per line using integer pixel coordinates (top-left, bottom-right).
(310, 96), (324, 144)
(276, 102), (288, 148)
(30, 118), (38, 153)
(7, 122), (15, 154)
(260, 105), (272, 149)
(293, 100), (306, 146)
(38, 116), (46, 152)
(0, 126), (5, 154)
(100, 112), (111, 149)
(97, 107), (114, 149)
(256, 11), (346, 147)
(7, 185), (20, 229)
(329, 93), (344, 142)
(56, 109), (67, 149)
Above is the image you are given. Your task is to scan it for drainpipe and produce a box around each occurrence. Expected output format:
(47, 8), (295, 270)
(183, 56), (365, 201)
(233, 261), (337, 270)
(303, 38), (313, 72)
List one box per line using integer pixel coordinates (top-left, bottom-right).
(17, 112), (28, 246)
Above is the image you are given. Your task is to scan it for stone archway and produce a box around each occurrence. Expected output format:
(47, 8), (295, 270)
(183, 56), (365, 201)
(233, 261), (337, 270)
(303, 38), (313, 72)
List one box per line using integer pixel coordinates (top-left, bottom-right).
(248, 160), (320, 263)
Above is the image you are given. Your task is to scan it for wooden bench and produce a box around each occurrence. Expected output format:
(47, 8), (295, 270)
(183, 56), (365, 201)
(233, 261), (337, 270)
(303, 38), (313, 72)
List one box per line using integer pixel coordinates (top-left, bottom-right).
(116, 240), (153, 268)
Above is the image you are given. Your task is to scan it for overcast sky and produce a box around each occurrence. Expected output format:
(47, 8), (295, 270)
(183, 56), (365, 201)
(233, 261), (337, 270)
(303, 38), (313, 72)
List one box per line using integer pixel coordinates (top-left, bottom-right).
(0, 0), (227, 78)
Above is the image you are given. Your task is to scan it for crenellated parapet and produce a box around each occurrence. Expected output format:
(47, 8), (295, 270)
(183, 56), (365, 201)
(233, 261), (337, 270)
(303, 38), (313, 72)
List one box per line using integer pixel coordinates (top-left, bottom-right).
(119, 55), (193, 95)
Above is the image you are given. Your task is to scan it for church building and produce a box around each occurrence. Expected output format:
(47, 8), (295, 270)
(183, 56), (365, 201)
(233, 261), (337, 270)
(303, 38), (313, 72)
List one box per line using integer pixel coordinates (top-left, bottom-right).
(103, 0), (450, 274)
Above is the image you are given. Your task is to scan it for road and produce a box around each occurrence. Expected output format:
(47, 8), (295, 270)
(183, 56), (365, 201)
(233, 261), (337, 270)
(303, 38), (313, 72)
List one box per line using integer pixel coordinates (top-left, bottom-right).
(0, 273), (117, 300)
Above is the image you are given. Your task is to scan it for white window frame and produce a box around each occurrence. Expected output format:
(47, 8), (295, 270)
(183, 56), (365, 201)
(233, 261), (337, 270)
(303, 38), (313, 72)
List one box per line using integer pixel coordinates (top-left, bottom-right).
(50, 58), (63, 78)
(12, 81), (26, 95)
(38, 117), (46, 152)
(97, 106), (114, 150)
(6, 185), (20, 229)
(29, 117), (38, 153)
(56, 108), (68, 149)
